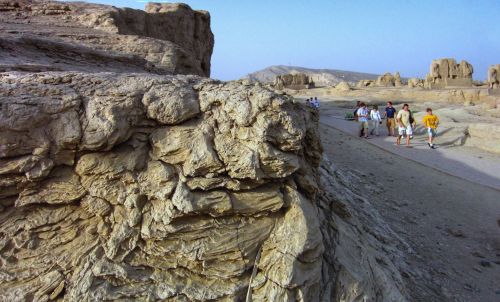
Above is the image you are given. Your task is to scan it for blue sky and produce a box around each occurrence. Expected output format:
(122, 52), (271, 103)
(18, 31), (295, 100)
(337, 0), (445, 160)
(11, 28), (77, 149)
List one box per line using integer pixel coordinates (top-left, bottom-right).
(86, 1), (499, 80)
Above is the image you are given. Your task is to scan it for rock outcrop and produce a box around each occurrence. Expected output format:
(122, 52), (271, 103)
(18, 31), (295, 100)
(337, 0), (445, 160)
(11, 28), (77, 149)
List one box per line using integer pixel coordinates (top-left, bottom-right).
(356, 79), (375, 88)
(0, 0), (214, 76)
(335, 81), (351, 92)
(488, 65), (500, 89)
(375, 72), (402, 87)
(465, 123), (500, 153)
(0, 71), (409, 301)
(0, 1), (410, 301)
(425, 58), (473, 89)
(0, 72), (325, 301)
(274, 73), (315, 90)
(408, 77), (424, 88)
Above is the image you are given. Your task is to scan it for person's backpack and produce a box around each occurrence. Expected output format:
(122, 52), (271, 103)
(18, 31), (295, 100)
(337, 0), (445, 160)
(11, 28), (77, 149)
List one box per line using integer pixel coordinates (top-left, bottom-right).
(409, 110), (415, 124)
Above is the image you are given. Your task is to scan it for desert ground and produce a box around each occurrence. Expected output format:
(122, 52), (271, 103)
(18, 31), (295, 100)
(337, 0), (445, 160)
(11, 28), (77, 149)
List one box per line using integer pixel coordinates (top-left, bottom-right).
(294, 88), (500, 301)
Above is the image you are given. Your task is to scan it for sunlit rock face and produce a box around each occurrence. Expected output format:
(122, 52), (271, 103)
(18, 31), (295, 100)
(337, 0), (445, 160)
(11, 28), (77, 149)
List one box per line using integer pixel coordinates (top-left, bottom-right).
(0, 72), (327, 301)
(0, 1), (409, 301)
(0, 0), (213, 76)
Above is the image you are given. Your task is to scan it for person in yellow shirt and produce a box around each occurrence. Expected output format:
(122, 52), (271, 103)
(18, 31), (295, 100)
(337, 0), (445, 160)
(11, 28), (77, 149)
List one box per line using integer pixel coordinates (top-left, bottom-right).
(422, 108), (439, 149)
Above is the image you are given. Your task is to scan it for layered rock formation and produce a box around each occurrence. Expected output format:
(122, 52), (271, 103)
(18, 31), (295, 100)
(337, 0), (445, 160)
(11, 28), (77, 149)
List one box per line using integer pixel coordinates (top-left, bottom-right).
(0, 0), (213, 76)
(0, 1), (410, 301)
(274, 73), (315, 90)
(0, 71), (326, 301)
(425, 58), (473, 89)
(0, 71), (409, 301)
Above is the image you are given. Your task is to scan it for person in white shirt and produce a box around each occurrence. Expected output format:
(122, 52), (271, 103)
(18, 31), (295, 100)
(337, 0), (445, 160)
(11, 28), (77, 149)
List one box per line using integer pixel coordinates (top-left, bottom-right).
(357, 102), (369, 138)
(369, 105), (382, 136)
(312, 97), (320, 109)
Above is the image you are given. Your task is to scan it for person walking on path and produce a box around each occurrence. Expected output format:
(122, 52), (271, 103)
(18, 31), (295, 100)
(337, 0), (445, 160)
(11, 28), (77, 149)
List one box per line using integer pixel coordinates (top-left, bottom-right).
(312, 97), (320, 109)
(370, 105), (382, 136)
(384, 101), (397, 137)
(396, 104), (412, 146)
(422, 107), (439, 149)
(354, 101), (361, 121)
(357, 102), (369, 138)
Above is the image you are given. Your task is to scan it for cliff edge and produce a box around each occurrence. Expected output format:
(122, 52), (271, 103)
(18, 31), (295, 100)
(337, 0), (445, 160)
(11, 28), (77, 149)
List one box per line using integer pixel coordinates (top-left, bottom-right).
(0, 1), (408, 301)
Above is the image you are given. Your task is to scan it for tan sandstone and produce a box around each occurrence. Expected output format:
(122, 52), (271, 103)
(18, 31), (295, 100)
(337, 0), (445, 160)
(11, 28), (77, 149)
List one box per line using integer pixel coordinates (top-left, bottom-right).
(0, 1), (410, 301)
(425, 58), (473, 89)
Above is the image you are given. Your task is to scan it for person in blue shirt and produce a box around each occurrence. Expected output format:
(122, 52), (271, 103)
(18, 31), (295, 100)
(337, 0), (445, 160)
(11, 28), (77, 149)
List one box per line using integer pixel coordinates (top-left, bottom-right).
(383, 101), (397, 136)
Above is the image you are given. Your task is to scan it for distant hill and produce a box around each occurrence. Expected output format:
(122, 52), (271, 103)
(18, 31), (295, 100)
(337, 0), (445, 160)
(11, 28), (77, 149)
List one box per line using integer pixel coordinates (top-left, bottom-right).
(242, 65), (380, 86)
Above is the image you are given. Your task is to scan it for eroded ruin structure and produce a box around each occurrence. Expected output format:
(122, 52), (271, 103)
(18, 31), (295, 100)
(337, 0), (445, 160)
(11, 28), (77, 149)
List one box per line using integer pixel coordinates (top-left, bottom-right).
(488, 65), (500, 89)
(274, 73), (315, 90)
(425, 58), (473, 89)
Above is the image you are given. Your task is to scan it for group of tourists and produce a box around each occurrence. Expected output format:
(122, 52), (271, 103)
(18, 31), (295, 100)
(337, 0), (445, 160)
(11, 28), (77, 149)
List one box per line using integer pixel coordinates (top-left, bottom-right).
(306, 97), (320, 109)
(355, 101), (440, 149)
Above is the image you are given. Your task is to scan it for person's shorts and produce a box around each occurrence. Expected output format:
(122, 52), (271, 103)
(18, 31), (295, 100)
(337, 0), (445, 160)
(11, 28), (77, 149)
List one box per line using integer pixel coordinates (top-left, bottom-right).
(427, 127), (437, 137)
(359, 121), (369, 129)
(386, 118), (395, 128)
(398, 125), (413, 136)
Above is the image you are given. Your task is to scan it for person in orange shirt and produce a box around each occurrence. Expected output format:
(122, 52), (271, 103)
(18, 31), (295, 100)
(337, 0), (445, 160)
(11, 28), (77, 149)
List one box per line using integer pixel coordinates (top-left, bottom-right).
(422, 108), (439, 149)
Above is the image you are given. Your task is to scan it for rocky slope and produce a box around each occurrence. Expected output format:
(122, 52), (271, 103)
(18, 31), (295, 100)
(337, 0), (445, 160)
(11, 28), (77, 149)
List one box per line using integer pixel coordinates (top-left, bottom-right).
(0, 0), (213, 76)
(243, 65), (379, 87)
(0, 1), (409, 301)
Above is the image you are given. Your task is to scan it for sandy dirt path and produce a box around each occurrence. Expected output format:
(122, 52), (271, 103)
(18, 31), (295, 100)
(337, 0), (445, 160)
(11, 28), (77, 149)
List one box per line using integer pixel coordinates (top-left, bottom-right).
(319, 104), (500, 191)
(320, 123), (500, 302)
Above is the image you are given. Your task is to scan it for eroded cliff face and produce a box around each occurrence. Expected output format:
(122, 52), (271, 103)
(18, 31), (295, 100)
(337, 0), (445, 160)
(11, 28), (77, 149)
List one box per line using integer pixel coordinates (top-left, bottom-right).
(0, 1), (410, 301)
(0, 0), (213, 76)
(0, 72), (409, 302)
(0, 72), (326, 300)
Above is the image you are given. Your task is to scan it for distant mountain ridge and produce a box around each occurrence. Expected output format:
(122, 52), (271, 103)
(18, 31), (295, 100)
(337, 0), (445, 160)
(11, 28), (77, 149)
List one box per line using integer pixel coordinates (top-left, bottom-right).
(242, 65), (380, 86)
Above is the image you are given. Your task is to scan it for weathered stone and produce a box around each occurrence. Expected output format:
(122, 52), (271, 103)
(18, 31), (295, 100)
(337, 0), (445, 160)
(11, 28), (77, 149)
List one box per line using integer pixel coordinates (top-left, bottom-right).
(142, 81), (200, 124)
(335, 81), (351, 92)
(0, 0), (213, 76)
(487, 65), (500, 89)
(425, 58), (473, 89)
(356, 79), (375, 88)
(16, 167), (86, 207)
(0, 2), (410, 301)
(375, 72), (402, 87)
(151, 120), (225, 177)
(408, 77), (424, 88)
(274, 73), (315, 90)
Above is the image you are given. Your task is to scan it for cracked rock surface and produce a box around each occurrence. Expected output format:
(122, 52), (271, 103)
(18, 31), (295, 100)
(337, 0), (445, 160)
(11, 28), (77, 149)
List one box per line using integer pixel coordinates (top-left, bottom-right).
(0, 72), (408, 301)
(0, 0), (213, 76)
(0, 1), (409, 301)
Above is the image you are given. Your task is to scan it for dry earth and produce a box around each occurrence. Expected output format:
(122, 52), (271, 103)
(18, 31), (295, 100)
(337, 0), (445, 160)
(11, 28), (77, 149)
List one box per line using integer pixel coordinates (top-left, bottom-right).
(320, 116), (500, 302)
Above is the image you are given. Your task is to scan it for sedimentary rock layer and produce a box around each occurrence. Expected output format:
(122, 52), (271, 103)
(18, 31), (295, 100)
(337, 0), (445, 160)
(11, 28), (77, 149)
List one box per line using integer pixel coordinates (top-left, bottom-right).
(0, 0), (214, 76)
(0, 1), (410, 300)
(0, 72), (324, 300)
(0, 71), (409, 301)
